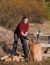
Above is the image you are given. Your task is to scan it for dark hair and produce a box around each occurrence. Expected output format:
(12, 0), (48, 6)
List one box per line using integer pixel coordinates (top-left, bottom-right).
(22, 16), (28, 21)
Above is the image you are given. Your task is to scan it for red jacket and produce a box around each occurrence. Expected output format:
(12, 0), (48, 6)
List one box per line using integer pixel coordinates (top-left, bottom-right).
(14, 22), (29, 36)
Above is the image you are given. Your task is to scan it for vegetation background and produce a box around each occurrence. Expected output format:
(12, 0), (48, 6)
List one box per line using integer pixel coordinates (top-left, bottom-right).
(0, 0), (50, 30)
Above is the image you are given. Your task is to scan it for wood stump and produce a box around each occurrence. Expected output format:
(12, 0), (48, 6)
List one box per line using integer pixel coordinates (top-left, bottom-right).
(29, 39), (42, 62)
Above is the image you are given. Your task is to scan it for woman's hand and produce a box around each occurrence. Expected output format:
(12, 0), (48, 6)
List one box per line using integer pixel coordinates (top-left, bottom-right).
(21, 31), (28, 36)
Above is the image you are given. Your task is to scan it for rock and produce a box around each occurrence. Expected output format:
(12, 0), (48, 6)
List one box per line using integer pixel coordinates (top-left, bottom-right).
(0, 26), (14, 44)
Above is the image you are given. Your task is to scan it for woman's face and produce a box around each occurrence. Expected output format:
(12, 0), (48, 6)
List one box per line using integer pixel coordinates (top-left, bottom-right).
(23, 18), (28, 24)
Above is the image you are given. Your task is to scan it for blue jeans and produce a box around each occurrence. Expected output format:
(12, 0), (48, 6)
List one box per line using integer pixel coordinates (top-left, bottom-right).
(12, 34), (29, 58)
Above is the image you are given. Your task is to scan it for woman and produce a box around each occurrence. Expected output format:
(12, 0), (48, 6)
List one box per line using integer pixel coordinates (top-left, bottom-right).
(12, 16), (29, 61)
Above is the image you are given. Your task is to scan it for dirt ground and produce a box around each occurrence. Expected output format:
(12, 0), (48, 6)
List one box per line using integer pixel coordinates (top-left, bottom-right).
(0, 37), (50, 65)
(0, 59), (50, 65)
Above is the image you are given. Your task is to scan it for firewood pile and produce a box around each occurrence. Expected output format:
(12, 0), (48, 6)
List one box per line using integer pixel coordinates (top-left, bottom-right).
(0, 54), (25, 62)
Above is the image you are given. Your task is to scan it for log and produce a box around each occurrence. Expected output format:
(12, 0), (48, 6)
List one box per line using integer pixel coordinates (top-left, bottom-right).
(0, 54), (10, 60)
(5, 56), (20, 62)
(13, 56), (20, 62)
(5, 57), (13, 62)
(0, 53), (24, 62)
(29, 39), (42, 62)
(33, 43), (42, 61)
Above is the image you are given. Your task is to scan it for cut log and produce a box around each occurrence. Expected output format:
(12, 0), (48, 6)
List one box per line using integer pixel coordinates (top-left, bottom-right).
(5, 55), (24, 62)
(33, 43), (42, 62)
(5, 57), (13, 62)
(0, 54), (24, 62)
(13, 56), (20, 62)
(29, 39), (42, 62)
(0, 54), (10, 60)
